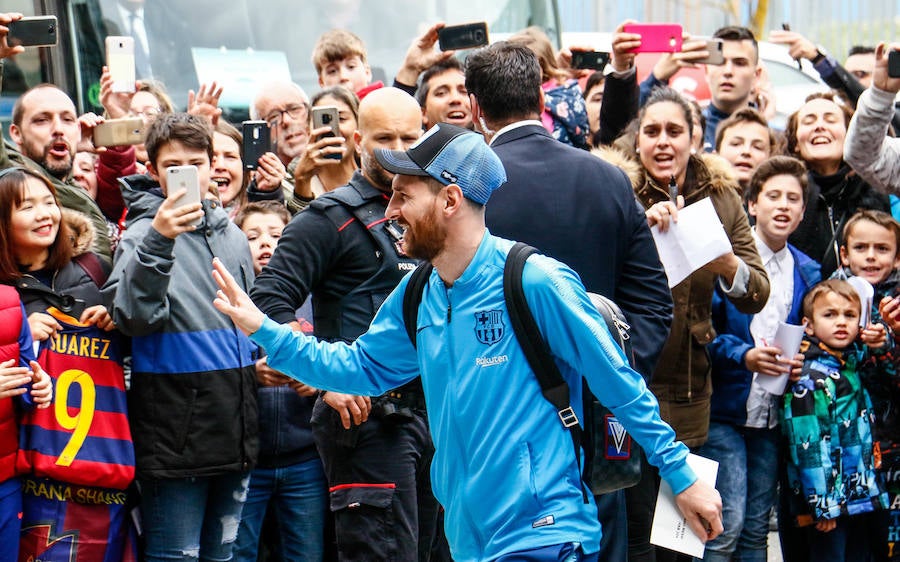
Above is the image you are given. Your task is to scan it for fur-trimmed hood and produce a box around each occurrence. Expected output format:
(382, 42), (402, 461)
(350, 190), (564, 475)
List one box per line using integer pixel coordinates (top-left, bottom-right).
(590, 146), (740, 202)
(62, 208), (96, 257)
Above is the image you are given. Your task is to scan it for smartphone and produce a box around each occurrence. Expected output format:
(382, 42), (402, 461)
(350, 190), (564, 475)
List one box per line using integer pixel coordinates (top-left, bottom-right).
(696, 39), (725, 65)
(166, 165), (202, 226)
(105, 36), (136, 93)
(93, 117), (145, 147)
(311, 106), (341, 160)
(241, 120), (271, 170)
(570, 51), (610, 70)
(622, 23), (683, 53)
(7, 16), (58, 47)
(438, 22), (489, 51)
(889, 50), (900, 78)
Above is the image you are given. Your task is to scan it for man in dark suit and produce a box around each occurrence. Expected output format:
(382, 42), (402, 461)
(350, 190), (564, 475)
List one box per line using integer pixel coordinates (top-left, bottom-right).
(465, 42), (674, 561)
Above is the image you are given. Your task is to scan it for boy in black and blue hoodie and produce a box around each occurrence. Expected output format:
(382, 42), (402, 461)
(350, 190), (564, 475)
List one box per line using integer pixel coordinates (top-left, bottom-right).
(782, 279), (890, 561)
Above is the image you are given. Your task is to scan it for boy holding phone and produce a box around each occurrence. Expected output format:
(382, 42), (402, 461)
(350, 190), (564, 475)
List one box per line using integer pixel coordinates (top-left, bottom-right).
(102, 112), (259, 562)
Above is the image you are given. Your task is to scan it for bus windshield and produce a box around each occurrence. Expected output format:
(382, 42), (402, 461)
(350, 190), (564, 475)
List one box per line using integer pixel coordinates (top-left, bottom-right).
(1, 0), (559, 126)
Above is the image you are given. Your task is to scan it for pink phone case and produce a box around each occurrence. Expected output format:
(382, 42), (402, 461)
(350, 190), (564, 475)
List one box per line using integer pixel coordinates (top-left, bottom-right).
(623, 24), (683, 53)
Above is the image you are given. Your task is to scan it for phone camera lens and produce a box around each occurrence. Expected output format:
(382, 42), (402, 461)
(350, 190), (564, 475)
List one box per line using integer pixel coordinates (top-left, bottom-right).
(322, 114), (332, 124)
(474, 30), (485, 42)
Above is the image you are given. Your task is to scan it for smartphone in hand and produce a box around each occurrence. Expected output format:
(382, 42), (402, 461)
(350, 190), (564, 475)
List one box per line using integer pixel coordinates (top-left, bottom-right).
(93, 117), (145, 147)
(571, 51), (610, 70)
(889, 50), (900, 78)
(622, 23), (683, 53)
(166, 165), (203, 227)
(311, 106), (341, 160)
(241, 121), (271, 170)
(695, 39), (725, 65)
(106, 36), (136, 93)
(7, 16), (58, 47)
(438, 22), (489, 51)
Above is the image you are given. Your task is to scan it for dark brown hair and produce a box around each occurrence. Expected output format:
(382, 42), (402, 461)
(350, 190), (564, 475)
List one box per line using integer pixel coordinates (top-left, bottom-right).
(233, 201), (290, 230)
(842, 209), (900, 252)
(785, 91), (854, 157)
(144, 113), (214, 169)
(802, 279), (861, 320)
(715, 107), (778, 155)
(745, 155), (809, 204)
(0, 167), (74, 281)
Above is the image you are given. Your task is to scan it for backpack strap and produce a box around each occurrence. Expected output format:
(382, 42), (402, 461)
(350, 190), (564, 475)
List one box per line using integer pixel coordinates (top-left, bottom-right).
(402, 262), (434, 349)
(73, 253), (108, 288)
(503, 242), (587, 502)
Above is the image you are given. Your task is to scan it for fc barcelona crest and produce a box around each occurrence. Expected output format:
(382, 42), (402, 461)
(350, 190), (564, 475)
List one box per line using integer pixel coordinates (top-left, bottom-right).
(474, 310), (504, 345)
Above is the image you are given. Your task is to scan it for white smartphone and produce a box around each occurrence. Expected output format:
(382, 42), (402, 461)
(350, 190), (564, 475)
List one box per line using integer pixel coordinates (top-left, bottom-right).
(166, 165), (202, 227)
(106, 36), (136, 93)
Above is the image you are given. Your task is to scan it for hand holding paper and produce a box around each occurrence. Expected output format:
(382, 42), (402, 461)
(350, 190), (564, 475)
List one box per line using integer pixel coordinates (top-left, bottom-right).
(650, 198), (732, 288)
(754, 322), (806, 394)
(651, 453), (722, 557)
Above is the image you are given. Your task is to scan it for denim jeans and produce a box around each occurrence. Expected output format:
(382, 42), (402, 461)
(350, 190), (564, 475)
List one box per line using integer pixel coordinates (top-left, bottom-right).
(139, 472), (250, 562)
(694, 422), (779, 562)
(233, 458), (328, 562)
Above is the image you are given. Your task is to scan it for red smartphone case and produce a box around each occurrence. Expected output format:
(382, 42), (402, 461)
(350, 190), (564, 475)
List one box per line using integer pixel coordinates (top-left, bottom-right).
(623, 24), (683, 53)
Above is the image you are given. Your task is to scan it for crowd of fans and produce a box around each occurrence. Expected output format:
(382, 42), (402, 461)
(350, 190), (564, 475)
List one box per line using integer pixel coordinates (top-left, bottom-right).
(1, 8), (900, 562)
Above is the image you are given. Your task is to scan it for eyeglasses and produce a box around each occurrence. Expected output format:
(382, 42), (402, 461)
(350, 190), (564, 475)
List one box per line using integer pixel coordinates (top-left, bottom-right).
(265, 104), (308, 128)
(850, 70), (872, 80)
(129, 107), (161, 119)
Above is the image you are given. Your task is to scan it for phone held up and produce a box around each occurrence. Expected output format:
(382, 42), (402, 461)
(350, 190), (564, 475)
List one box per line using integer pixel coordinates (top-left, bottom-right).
(888, 50), (900, 79)
(696, 39), (725, 65)
(570, 51), (610, 71)
(622, 23), (683, 53)
(93, 118), (145, 147)
(438, 22), (489, 51)
(311, 106), (342, 160)
(241, 121), (271, 170)
(166, 165), (203, 227)
(7, 16), (58, 47)
(106, 36), (136, 93)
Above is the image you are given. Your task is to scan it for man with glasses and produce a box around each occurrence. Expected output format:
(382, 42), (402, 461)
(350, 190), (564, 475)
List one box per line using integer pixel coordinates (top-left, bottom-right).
(251, 81), (311, 211)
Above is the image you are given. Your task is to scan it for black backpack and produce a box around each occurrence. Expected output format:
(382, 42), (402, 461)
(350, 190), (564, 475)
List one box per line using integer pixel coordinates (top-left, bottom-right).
(401, 242), (643, 498)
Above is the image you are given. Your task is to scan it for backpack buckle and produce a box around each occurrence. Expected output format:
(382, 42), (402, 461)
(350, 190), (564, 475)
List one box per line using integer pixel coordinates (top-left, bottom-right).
(558, 406), (579, 428)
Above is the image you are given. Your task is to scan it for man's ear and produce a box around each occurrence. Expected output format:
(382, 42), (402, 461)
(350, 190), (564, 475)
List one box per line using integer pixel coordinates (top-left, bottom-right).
(421, 106), (430, 128)
(804, 317), (815, 336)
(839, 244), (851, 267)
(8, 124), (22, 148)
(146, 161), (160, 183)
(353, 129), (362, 148)
(747, 199), (758, 219)
(444, 183), (464, 214)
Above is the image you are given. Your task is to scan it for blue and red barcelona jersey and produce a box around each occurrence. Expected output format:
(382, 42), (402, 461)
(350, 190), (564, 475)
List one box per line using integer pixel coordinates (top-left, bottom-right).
(18, 477), (137, 562)
(17, 308), (134, 490)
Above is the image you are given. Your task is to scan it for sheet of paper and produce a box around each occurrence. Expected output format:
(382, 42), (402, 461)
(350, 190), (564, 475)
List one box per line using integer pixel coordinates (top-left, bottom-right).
(756, 322), (806, 395)
(650, 453), (719, 558)
(846, 276), (874, 327)
(650, 198), (732, 288)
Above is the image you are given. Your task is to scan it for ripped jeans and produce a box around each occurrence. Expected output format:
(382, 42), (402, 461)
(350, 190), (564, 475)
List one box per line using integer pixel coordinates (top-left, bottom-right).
(139, 472), (250, 562)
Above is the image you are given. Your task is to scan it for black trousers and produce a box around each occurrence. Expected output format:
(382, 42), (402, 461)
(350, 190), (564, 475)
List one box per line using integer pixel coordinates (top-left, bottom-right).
(311, 396), (445, 561)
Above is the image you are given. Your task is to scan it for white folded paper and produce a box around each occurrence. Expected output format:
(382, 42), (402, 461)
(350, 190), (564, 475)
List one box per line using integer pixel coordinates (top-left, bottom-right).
(650, 198), (731, 288)
(756, 322), (806, 395)
(650, 453), (720, 558)
(846, 276), (874, 327)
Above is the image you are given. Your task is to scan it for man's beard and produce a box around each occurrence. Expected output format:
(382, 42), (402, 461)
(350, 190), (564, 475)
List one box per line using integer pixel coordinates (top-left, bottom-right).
(31, 143), (72, 180)
(360, 149), (394, 191)
(403, 205), (446, 262)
